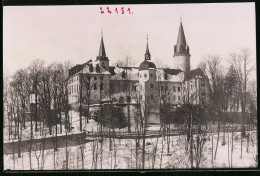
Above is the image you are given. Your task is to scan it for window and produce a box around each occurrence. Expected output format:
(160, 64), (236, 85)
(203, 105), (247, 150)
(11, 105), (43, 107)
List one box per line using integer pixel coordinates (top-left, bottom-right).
(173, 86), (176, 92)
(178, 87), (181, 92)
(122, 71), (126, 78)
(161, 95), (164, 100)
(151, 74), (153, 77)
(151, 84), (153, 89)
(94, 76), (97, 81)
(89, 64), (93, 72)
(178, 96), (181, 101)
(74, 85), (76, 93)
(87, 76), (91, 81)
(161, 86), (164, 91)
(96, 64), (100, 73)
(165, 86), (168, 91)
(87, 82), (90, 90)
(164, 73), (168, 80)
(144, 74), (147, 78)
(102, 62), (105, 65)
(201, 83), (205, 87)
(94, 83), (97, 90)
(100, 76), (103, 81)
(100, 83), (103, 90)
(151, 94), (154, 100)
(173, 95), (176, 101)
(140, 85), (142, 90)
(140, 74), (142, 78)
(77, 84), (78, 92)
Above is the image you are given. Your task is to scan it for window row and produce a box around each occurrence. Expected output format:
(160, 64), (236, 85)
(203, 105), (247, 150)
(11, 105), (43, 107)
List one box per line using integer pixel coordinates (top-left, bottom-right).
(161, 85), (181, 92)
(161, 95), (181, 101)
(139, 73), (153, 78)
(69, 83), (104, 94)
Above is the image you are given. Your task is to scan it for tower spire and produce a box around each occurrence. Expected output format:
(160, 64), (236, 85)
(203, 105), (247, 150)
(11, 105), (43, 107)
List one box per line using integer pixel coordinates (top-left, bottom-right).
(98, 29), (106, 58)
(173, 19), (190, 72)
(96, 29), (109, 62)
(145, 34), (151, 60)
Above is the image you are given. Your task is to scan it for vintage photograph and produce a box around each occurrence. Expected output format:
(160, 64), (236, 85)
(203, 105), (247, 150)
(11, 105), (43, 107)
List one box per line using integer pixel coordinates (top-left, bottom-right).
(3, 3), (257, 170)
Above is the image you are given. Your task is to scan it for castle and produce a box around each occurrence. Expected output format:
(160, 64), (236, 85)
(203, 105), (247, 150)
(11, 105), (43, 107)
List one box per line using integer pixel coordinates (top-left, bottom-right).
(68, 21), (209, 123)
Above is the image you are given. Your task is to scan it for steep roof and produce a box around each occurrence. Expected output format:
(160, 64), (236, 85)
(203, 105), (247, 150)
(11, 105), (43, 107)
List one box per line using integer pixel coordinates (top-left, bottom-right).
(184, 68), (205, 81)
(176, 22), (187, 47)
(99, 36), (106, 57)
(97, 35), (109, 61)
(145, 38), (151, 60)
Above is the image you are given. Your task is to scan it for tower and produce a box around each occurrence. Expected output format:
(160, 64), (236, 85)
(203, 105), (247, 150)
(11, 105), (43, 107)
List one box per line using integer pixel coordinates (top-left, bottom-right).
(96, 30), (110, 71)
(138, 35), (157, 109)
(173, 19), (190, 72)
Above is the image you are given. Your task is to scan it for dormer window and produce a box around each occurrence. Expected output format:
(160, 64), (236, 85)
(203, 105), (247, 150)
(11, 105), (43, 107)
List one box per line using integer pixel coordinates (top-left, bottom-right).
(89, 64), (94, 72)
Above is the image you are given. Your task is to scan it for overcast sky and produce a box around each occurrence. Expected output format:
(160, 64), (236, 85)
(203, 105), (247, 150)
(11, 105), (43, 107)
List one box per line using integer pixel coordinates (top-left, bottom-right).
(3, 3), (256, 76)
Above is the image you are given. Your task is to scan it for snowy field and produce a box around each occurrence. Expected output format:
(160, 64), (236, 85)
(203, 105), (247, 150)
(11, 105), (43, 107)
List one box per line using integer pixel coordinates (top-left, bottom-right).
(4, 130), (257, 170)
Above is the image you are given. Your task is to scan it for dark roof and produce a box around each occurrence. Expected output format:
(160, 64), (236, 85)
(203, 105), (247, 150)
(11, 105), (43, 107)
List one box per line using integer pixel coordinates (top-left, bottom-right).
(97, 36), (109, 61)
(184, 68), (205, 81)
(176, 22), (187, 47)
(68, 60), (92, 77)
(139, 61), (156, 70)
(144, 39), (151, 60)
(109, 66), (116, 75)
(163, 68), (183, 75)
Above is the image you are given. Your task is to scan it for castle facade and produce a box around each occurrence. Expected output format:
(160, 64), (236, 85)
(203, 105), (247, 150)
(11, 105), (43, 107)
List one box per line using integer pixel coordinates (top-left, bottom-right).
(68, 21), (209, 122)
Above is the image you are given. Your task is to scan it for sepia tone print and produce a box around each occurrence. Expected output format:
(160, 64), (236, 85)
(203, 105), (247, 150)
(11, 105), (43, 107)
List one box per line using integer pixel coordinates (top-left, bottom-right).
(3, 3), (257, 170)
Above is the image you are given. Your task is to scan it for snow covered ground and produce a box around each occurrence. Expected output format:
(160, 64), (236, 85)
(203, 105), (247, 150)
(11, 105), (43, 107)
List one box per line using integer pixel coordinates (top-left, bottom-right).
(3, 110), (257, 170)
(4, 130), (257, 170)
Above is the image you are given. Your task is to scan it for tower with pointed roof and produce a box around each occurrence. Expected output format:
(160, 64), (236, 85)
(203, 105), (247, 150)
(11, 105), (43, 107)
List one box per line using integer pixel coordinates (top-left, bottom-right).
(173, 19), (190, 72)
(138, 36), (159, 114)
(96, 30), (110, 71)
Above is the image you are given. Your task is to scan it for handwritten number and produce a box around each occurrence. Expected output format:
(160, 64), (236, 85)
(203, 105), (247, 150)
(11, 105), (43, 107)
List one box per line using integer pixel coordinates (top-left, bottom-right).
(121, 7), (124, 14)
(100, 7), (104, 14)
(115, 8), (118, 14)
(107, 7), (112, 14)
